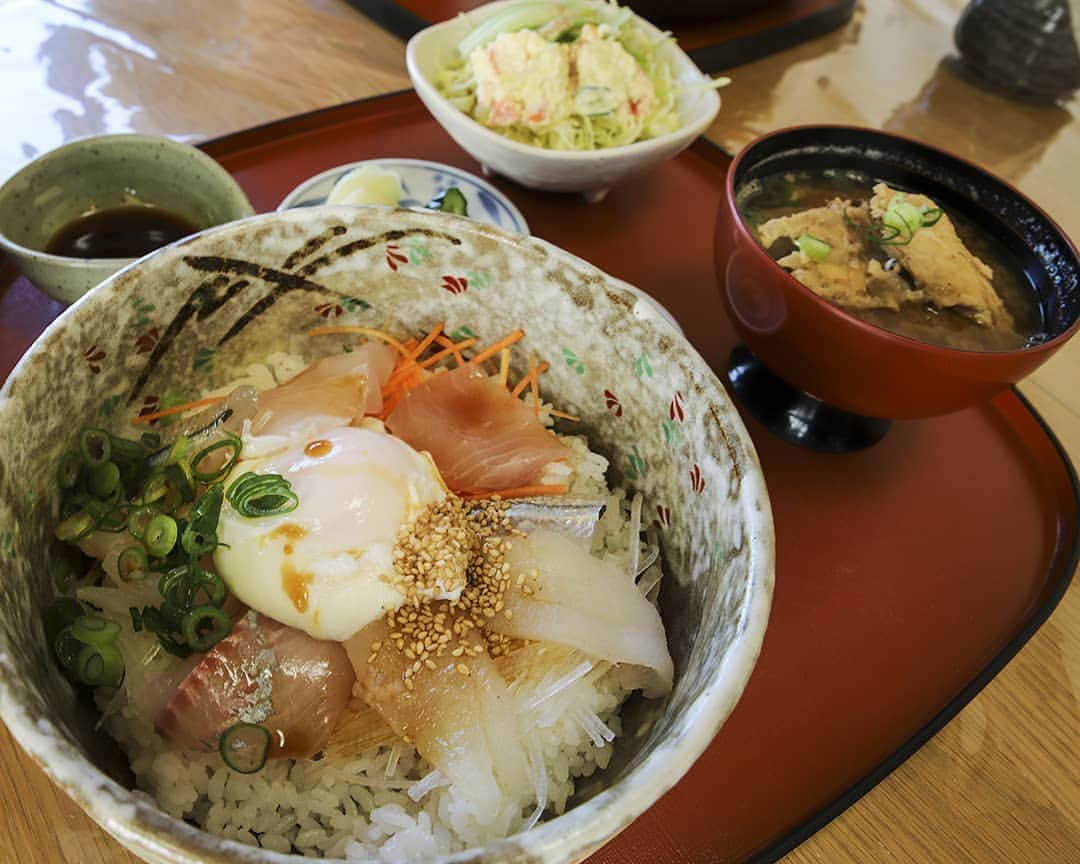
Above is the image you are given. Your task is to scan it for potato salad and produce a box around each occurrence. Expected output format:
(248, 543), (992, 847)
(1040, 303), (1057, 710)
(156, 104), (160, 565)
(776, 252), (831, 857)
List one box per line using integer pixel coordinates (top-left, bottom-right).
(437, 1), (716, 150)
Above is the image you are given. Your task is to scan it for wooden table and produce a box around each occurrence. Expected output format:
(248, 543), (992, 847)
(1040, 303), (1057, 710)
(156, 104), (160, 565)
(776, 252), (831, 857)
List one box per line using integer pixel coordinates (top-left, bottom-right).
(0, 0), (1076, 861)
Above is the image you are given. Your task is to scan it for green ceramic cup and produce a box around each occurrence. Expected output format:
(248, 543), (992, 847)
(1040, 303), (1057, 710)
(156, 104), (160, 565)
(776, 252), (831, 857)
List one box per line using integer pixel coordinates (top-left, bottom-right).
(0, 134), (254, 304)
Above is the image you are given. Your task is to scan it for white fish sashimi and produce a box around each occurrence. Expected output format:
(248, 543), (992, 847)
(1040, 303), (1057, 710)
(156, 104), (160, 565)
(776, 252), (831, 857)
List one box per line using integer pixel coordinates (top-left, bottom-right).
(345, 618), (531, 821)
(490, 528), (674, 698)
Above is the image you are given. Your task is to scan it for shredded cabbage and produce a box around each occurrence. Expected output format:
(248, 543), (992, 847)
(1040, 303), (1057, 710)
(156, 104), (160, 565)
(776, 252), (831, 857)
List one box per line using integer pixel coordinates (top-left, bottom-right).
(435, 0), (722, 151)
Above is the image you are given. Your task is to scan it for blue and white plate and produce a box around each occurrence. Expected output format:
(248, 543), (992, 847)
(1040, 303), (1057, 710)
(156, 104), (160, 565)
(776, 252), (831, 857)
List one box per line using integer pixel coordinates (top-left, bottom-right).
(276, 158), (530, 235)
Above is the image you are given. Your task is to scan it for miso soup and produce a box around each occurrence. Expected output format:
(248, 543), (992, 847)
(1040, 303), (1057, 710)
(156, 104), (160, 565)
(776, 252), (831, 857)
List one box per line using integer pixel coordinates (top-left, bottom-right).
(736, 169), (1044, 352)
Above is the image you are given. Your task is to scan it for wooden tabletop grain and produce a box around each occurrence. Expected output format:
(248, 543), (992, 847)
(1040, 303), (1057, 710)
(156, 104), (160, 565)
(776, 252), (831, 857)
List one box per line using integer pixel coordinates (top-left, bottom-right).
(0, 0), (1077, 861)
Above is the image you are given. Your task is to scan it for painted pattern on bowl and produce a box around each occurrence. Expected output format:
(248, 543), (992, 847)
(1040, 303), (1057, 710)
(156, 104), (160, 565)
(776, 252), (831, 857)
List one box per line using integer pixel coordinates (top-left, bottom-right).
(0, 207), (772, 864)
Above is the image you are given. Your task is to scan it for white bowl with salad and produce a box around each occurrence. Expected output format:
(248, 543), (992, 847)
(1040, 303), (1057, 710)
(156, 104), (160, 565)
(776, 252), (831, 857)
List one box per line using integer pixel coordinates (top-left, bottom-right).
(406, 0), (725, 200)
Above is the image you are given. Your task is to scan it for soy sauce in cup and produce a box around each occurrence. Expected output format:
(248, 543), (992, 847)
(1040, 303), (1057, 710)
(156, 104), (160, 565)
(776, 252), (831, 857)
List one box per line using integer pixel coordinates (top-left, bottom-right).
(45, 204), (201, 259)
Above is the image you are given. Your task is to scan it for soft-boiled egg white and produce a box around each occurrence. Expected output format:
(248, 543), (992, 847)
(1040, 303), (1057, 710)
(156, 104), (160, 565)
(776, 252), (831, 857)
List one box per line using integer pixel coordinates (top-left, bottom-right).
(214, 425), (452, 641)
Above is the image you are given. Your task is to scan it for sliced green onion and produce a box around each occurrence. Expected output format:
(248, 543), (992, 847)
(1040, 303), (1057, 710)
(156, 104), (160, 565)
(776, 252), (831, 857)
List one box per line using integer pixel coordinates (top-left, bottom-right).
(126, 505), (156, 540)
(44, 597), (85, 650)
(182, 605), (232, 652)
(189, 569), (227, 608)
(182, 528), (218, 558)
(54, 626), (83, 671)
(140, 431), (162, 450)
(188, 483), (224, 533)
(192, 435), (242, 483)
(920, 207), (943, 227)
(164, 434), (190, 467)
(55, 510), (96, 543)
(158, 567), (194, 610)
(79, 428), (111, 466)
(219, 722), (271, 774)
(226, 472), (299, 518)
(94, 506), (127, 533)
(69, 615), (121, 647)
(108, 434), (148, 463)
(795, 233), (832, 263)
(117, 545), (149, 581)
(144, 513), (178, 558)
(87, 460), (121, 497)
(165, 462), (196, 505)
(136, 470), (168, 506)
(75, 642), (124, 688)
(57, 451), (82, 490)
(884, 195), (923, 240)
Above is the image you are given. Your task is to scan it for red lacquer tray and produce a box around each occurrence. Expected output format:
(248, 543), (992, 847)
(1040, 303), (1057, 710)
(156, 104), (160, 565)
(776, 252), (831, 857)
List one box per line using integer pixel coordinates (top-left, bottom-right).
(2, 92), (1076, 864)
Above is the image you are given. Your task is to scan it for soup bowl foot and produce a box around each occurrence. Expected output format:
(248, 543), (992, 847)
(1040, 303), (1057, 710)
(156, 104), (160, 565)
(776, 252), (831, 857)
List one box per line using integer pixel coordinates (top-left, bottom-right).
(727, 345), (892, 453)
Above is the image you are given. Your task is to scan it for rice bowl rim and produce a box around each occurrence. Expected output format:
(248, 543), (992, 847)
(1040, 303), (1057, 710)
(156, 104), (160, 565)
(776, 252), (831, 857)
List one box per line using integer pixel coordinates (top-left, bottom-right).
(0, 207), (774, 864)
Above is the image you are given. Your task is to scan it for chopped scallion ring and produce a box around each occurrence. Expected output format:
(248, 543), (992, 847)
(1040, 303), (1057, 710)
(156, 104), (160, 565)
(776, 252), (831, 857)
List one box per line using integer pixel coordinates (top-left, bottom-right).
(181, 604), (232, 652)
(108, 434), (148, 463)
(70, 615), (121, 647)
(75, 642), (124, 688)
(117, 545), (149, 581)
(144, 513), (178, 558)
(55, 510), (96, 543)
(79, 428), (111, 466)
(164, 434), (190, 467)
(53, 626), (83, 671)
(219, 722), (271, 774)
(795, 233), (832, 263)
(226, 472), (299, 518)
(126, 505), (156, 540)
(87, 460), (121, 498)
(192, 435), (242, 483)
(165, 462), (196, 505)
(920, 207), (943, 227)
(43, 597), (85, 650)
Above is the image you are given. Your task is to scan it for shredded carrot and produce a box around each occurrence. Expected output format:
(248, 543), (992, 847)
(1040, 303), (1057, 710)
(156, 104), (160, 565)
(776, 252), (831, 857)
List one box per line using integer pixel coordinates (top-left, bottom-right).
(544, 408), (580, 422)
(408, 322), (444, 361)
(510, 361), (549, 398)
(468, 329), (524, 367)
(382, 358), (421, 392)
(130, 394), (226, 426)
(459, 484), (569, 501)
(307, 326), (411, 357)
(419, 338), (477, 369)
(435, 334), (466, 366)
(498, 348), (510, 388)
(527, 353), (542, 416)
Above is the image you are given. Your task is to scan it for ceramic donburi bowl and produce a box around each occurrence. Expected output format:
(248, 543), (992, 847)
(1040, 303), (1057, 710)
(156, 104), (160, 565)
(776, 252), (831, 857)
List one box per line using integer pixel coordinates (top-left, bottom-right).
(0, 207), (772, 864)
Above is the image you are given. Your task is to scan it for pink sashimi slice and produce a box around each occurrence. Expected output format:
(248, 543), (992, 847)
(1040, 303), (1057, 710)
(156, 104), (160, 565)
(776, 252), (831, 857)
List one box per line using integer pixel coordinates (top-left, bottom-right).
(155, 611), (354, 759)
(490, 528), (674, 698)
(385, 365), (569, 493)
(345, 617), (530, 818)
(251, 343), (396, 440)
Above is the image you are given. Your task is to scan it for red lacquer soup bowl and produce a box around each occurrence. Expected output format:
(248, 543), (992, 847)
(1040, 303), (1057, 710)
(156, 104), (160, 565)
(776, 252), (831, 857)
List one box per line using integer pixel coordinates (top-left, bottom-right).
(714, 125), (1080, 420)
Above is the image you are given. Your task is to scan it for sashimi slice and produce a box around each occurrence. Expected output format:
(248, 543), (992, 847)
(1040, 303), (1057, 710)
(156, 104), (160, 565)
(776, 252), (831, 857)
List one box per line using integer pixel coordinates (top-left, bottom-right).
(490, 528), (674, 698)
(386, 365), (569, 493)
(345, 617), (531, 819)
(155, 611), (354, 759)
(251, 343), (396, 441)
